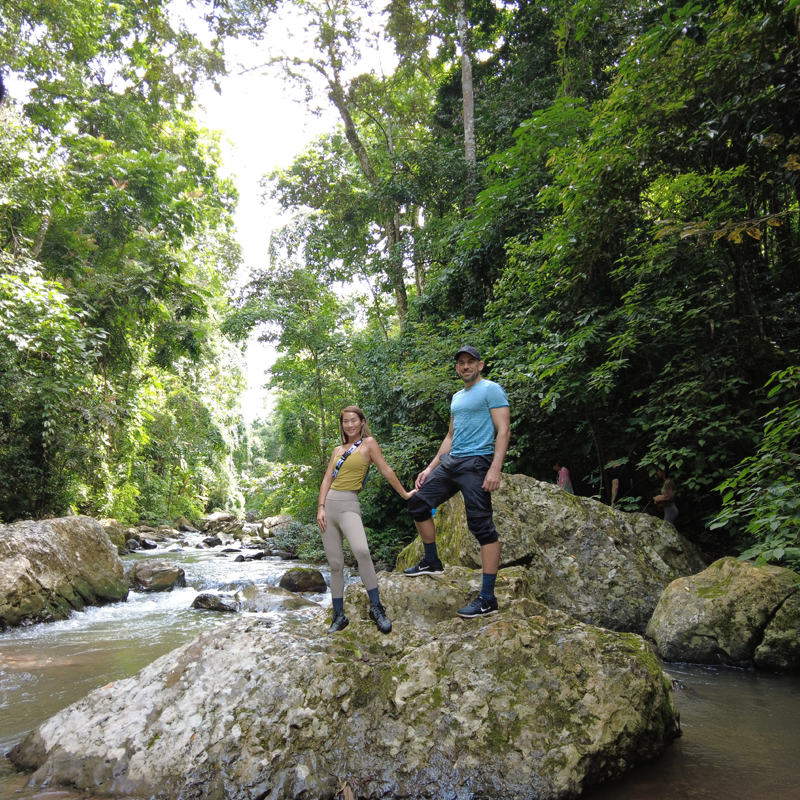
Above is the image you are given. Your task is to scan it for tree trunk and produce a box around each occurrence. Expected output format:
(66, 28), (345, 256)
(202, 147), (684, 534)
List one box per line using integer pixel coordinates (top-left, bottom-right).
(412, 207), (425, 296)
(313, 350), (327, 471)
(456, 0), (477, 206)
(167, 463), (176, 519)
(31, 212), (51, 257)
(329, 81), (408, 318)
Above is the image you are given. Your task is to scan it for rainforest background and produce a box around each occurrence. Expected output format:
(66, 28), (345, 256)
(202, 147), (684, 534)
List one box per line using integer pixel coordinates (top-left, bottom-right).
(1, 0), (799, 569)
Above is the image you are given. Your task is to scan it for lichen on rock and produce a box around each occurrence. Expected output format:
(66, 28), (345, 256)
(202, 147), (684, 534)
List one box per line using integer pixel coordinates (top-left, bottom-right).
(9, 569), (680, 800)
(396, 474), (706, 633)
(647, 557), (800, 669)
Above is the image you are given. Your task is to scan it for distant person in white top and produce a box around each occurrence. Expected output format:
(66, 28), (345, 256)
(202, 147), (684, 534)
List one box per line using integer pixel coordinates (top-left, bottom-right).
(404, 346), (511, 619)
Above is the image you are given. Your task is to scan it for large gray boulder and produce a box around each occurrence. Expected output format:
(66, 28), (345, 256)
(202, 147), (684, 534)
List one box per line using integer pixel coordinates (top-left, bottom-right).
(0, 517), (129, 629)
(396, 474), (706, 633)
(647, 557), (800, 669)
(9, 569), (679, 800)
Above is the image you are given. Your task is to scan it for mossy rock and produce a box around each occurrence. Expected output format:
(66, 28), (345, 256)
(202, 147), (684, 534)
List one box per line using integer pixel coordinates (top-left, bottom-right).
(278, 567), (327, 593)
(647, 557), (800, 668)
(0, 516), (128, 628)
(10, 570), (679, 800)
(396, 473), (707, 633)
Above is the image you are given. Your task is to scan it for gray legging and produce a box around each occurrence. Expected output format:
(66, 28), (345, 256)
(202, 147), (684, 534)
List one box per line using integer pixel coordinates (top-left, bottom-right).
(321, 489), (378, 598)
(663, 501), (679, 525)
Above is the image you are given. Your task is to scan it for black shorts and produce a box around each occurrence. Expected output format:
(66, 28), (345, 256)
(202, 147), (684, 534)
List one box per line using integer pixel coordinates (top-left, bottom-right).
(407, 454), (498, 545)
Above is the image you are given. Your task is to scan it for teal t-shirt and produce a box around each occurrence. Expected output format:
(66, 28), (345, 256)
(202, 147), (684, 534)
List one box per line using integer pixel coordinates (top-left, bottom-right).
(450, 378), (509, 457)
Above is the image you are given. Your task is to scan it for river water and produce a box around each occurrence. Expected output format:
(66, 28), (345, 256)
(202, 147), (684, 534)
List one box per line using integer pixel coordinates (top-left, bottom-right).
(1, 536), (799, 800)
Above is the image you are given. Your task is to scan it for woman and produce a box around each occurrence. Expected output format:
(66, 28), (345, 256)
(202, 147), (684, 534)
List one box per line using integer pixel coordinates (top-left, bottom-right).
(318, 406), (416, 634)
(551, 459), (574, 495)
(653, 467), (678, 525)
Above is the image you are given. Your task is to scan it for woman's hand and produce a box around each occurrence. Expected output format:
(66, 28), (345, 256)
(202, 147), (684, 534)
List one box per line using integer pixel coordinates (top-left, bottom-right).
(401, 487), (418, 501)
(317, 507), (327, 532)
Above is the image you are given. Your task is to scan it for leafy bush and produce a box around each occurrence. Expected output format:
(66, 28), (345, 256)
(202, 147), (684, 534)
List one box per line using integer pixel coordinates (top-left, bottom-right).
(712, 369), (800, 569)
(270, 520), (328, 563)
(105, 483), (140, 527)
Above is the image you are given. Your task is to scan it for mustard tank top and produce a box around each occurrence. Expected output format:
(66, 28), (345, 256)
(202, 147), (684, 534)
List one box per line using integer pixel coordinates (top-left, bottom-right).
(330, 449), (369, 492)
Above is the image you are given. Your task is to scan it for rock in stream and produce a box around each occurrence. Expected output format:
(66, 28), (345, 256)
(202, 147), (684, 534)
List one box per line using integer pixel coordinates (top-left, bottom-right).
(0, 516), (129, 629)
(9, 567), (679, 799)
(397, 474), (707, 633)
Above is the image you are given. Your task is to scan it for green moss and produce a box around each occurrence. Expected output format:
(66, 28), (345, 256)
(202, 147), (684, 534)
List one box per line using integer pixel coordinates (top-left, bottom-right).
(484, 707), (524, 755)
(696, 571), (734, 599)
(147, 734), (161, 750)
(352, 662), (396, 710)
(429, 685), (443, 708)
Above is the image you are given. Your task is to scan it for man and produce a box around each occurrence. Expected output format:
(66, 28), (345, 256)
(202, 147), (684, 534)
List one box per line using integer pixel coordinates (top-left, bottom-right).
(608, 460), (633, 507)
(404, 346), (511, 618)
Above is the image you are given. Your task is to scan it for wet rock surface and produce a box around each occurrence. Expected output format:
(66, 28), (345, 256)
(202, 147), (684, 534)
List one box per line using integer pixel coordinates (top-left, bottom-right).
(279, 567), (327, 593)
(396, 474), (706, 633)
(647, 557), (800, 669)
(0, 517), (129, 628)
(9, 569), (679, 800)
(191, 592), (239, 613)
(129, 560), (187, 593)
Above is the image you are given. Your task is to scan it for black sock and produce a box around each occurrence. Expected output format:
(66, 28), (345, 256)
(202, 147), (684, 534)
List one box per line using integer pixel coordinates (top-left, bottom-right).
(332, 597), (344, 613)
(423, 541), (439, 563)
(481, 572), (497, 601)
(367, 587), (380, 604)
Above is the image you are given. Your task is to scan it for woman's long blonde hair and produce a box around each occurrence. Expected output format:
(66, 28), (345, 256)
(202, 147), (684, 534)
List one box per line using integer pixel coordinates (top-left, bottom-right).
(339, 406), (372, 445)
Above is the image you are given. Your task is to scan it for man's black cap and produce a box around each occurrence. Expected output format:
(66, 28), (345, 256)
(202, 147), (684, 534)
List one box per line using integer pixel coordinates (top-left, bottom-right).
(454, 345), (481, 361)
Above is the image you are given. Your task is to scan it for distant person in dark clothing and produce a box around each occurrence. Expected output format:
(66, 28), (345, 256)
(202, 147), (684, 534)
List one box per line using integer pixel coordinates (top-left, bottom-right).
(551, 460), (574, 495)
(608, 461), (633, 508)
(654, 467), (678, 525)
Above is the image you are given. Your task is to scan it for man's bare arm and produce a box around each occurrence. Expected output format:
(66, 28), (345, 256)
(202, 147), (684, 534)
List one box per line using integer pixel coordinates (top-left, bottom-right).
(483, 406), (511, 492)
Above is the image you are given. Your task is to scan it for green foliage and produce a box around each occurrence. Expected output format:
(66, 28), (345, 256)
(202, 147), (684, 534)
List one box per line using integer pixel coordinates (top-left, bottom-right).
(712, 369), (800, 569)
(269, 519), (328, 563)
(105, 483), (140, 527)
(0, 4), (243, 523)
(248, 461), (318, 522)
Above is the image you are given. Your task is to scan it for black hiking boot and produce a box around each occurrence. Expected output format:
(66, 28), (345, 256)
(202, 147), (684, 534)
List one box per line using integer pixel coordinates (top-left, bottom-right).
(369, 602), (393, 634)
(402, 558), (445, 577)
(328, 610), (349, 633)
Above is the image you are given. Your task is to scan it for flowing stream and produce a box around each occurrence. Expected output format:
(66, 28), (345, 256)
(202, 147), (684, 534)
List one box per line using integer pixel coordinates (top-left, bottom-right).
(2, 536), (799, 800)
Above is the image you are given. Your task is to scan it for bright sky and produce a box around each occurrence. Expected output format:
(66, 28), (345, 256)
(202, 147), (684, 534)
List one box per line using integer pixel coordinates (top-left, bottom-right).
(191, 33), (339, 423)
(186, 2), (396, 423)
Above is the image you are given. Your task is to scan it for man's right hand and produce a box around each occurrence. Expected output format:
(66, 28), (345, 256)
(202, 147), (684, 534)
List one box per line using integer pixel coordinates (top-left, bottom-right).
(415, 467), (432, 490)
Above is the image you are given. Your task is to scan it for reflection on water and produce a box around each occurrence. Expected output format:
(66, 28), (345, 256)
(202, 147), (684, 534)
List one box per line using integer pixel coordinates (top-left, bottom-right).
(586, 663), (800, 800)
(1, 539), (799, 800)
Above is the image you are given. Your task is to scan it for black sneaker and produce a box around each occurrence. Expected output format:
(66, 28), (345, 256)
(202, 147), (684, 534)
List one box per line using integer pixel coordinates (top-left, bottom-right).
(369, 602), (392, 634)
(403, 558), (445, 577)
(457, 596), (499, 618)
(327, 610), (349, 633)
